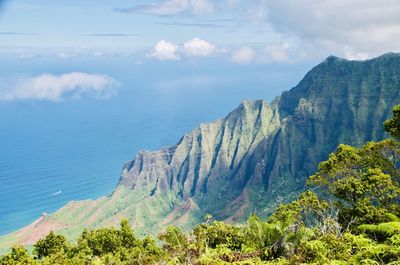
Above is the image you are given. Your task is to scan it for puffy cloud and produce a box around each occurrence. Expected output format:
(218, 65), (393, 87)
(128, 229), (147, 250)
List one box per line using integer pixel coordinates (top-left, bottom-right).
(258, 0), (400, 58)
(150, 40), (180, 61)
(150, 38), (217, 60)
(231, 47), (255, 64)
(0, 73), (119, 102)
(183, 38), (216, 57)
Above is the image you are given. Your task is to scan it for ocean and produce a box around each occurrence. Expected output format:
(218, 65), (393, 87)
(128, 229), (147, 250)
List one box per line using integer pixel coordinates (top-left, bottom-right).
(0, 55), (313, 235)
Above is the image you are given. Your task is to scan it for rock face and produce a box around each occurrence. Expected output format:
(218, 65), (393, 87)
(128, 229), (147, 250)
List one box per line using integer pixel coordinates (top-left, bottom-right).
(118, 53), (400, 221)
(2, 53), (400, 248)
(119, 99), (281, 208)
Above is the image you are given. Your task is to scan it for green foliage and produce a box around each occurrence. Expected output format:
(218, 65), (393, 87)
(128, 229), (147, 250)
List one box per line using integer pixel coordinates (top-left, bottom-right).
(308, 139), (400, 228)
(385, 105), (400, 140)
(358, 220), (400, 241)
(0, 246), (37, 265)
(80, 226), (122, 256)
(194, 221), (246, 251)
(0, 220), (166, 265)
(1, 206), (399, 264)
(158, 226), (188, 251)
(119, 219), (138, 249)
(33, 231), (69, 259)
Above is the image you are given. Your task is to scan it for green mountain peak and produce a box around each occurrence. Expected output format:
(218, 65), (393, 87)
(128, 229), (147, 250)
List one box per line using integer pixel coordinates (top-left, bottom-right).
(2, 53), (400, 251)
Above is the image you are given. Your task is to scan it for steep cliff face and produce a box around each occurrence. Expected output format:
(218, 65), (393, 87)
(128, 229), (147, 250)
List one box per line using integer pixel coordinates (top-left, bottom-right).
(118, 99), (280, 202)
(2, 53), (400, 248)
(115, 53), (400, 221)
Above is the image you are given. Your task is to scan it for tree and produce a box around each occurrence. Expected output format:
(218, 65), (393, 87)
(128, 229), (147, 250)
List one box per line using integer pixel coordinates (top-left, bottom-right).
(193, 221), (245, 253)
(307, 105), (400, 228)
(0, 245), (37, 265)
(80, 226), (122, 256)
(118, 219), (138, 249)
(33, 232), (69, 259)
(385, 105), (400, 140)
(308, 141), (400, 228)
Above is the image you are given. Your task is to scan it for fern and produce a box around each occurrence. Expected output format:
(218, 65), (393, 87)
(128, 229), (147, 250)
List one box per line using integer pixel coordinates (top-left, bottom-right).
(359, 222), (400, 239)
(386, 213), (400, 222)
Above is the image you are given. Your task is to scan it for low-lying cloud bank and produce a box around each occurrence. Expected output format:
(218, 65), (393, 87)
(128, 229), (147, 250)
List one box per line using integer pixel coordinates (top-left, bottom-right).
(0, 72), (119, 102)
(150, 38), (294, 64)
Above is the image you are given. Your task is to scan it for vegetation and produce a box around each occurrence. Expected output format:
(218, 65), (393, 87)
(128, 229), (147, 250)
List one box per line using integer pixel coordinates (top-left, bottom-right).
(1, 105), (400, 264)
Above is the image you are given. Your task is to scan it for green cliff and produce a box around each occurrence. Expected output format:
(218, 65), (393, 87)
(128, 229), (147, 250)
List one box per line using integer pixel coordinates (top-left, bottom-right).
(2, 53), (400, 250)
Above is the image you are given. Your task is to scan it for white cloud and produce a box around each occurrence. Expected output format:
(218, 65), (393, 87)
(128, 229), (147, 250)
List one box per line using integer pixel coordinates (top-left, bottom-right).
(183, 38), (216, 57)
(150, 38), (217, 60)
(0, 73), (119, 102)
(258, 0), (400, 58)
(231, 47), (255, 64)
(150, 40), (180, 61)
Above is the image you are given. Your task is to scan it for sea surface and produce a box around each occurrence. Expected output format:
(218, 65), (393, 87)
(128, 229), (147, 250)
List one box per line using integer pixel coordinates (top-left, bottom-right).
(0, 55), (314, 235)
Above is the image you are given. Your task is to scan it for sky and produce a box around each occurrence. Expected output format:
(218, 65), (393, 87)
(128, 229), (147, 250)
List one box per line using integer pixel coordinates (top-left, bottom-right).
(1, 0), (400, 59)
(0, 0), (400, 101)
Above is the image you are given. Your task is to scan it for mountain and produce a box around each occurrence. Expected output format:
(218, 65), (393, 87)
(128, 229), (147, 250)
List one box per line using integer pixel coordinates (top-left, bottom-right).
(2, 53), (400, 249)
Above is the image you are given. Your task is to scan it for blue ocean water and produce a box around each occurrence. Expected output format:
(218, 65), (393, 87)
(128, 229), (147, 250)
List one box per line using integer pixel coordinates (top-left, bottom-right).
(0, 56), (314, 235)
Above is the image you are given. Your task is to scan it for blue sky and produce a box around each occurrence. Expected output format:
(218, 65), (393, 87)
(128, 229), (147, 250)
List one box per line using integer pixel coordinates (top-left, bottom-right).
(0, 0), (400, 102)
(0, 0), (274, 49)
(2, 0), (399, 60)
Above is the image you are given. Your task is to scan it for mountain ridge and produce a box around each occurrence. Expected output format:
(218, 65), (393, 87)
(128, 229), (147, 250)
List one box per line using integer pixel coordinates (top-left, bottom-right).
(1, 53), (400, 250)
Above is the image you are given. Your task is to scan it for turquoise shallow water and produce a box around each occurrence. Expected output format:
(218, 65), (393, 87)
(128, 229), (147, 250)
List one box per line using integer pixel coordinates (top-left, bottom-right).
(0, 56), (313, 235)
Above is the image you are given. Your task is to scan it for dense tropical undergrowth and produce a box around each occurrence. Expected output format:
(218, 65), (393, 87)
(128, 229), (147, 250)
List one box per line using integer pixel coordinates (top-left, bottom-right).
(2, 105), (400, 265)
